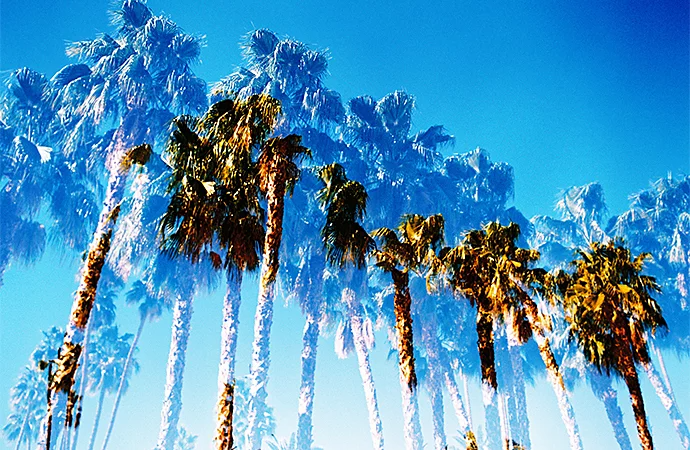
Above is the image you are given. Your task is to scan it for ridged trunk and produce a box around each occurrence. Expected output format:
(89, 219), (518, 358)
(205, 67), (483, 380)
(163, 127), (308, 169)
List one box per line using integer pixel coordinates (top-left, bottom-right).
(523, 298), (583, 450)
(87, 382), (107, 450)
(246, 169), (287, 450)
(391, 269), (417, 391)
(155, 291), (195, 450)
(421, 307), (447, 450)
(398, 369), (424, 450)
(590, 371), (633, 450)
(613, 315), (654, 450)
(442, 361), (472, 436)
(215, 273), (243, 450)
(642, 361), (690, 449)
(100, 316), (146, 450)
(343, 287), (385, 450)
(296, 312), (320, 450)
(39, 120), (137, 449)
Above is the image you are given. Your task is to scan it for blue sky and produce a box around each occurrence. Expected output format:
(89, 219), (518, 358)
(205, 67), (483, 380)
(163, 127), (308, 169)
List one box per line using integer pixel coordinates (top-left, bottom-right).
(1, 1), (689, 449)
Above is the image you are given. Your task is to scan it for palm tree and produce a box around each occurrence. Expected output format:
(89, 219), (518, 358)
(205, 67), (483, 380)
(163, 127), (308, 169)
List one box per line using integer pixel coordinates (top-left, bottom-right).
(245, 133), (310, 448)
(317, 163), (383, 450)
(558, 240), (668, 450)
(370, 213), (445, 449)
(443, 222), (583, 450)
(4, 366), (46, 450)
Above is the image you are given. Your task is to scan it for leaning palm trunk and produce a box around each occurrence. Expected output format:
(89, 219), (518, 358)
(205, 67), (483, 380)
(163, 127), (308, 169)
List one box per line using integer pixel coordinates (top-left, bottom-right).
(590, 371), (633, 450)
(245, 169), (288, 450)
(215, 273), (243, 450)
(296, 310), (320, 450)
(38, 132), (148, 450)
(87, 382), (107, 450)
(155, 290), (195, 450)
(70, 314), (95, 450)
(343, 287), (385, 450)
(522, 298), (583, 450)
(442, 359), (474, 445)
(642, 361), (690, 449)
(15, 400), (33, 450)
(100, 316), (146, 450)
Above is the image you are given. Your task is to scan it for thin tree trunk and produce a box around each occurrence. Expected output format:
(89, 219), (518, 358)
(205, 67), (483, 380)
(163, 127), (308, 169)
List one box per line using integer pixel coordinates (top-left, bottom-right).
(398, 362), (424, 450)
(522, 298), (583, 450)
(245, 168), (287, 450)
(642, 361), (690, 449)
(506, 320), (530, 449)
(87, 382), (107, 450)
(650, 341), (674, 399)
(443, 361), (475, 446)
(101, 316), (145, 450)
(421, 306), (447, 450)
(343, 287), (385, 450)
(497, 392), (510, 450)
(215, 273), (243, 450)
(482, 381), (501, 450)
(155, 291), (194, 450)
(462, 371), (473, 429)
(590, 371), (633, 450)
(613, 318), (654, 450)
(39, 132), (134, 449)
(296, 311), (320, 450)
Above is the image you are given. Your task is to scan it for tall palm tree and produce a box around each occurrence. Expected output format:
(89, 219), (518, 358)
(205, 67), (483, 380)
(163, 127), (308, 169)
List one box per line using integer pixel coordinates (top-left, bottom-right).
(317, 163), (383, 450)
(370, 213), (445, 449)
(159, 96), (277, 450)
(4, 366), (46, 450)
(443, 222), (583, 450)
(559, 240), (668, 450)
(245, 133), (310, 448)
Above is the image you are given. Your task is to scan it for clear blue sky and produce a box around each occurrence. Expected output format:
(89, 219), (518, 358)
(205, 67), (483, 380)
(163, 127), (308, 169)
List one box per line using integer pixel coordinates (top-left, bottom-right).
(1, 1), (689, 449)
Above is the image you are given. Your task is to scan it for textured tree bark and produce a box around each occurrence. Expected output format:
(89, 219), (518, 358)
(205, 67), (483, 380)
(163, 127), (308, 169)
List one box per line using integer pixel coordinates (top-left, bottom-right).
(215, 273), (243, 450)
(246, 171), (287, 450)
(482, 381), (502, 450)
(476, 311), (497, 390)
(87, 382), (107, 450)
(70, 313), (96, 450)
(443, 362), (472, 435)
(398, 369), (424, 450)
(590, 372), (633, 450)
(391, 269), (417, 391)
(296, 312), (320, 450)
(344, 287), (385, 450)
(101, 316), (146, 450)
(155, 291), (194, 450)
(643, 361), (690, 449)
(421, 313), (447, 450)
(613, 318), (654, 450)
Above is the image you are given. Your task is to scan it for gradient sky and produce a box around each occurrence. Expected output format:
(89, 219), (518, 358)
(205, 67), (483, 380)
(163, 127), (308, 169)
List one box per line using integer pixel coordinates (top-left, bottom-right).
(1, 1), (689, 449)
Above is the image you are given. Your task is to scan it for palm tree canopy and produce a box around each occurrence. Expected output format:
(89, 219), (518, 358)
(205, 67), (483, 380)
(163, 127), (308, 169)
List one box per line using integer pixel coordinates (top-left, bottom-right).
(317, 163), (374, 269)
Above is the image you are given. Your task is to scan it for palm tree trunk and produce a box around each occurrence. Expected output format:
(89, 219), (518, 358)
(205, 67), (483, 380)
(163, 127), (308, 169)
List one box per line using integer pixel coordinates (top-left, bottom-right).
(391, 269), (417, 392)
(71, 312), (97, 450)
(506, 322), (530, 449)
(155, 291), (194, 450)
(613, 318), (654, 450)
(442, 362), (472, 435)
(497, 392), (510, 450)
(245, 170), (287, 450)
(343, 287), (385, 450)
(462, 371), (473, 429)
(590, 371), (633, 450)
(650, 341), (673, 397)
(87, 382), (107, 450)
(642, 361), (690, 449)
(215, 272), (243, 450)
(296, 310), (320, 450)
(421, 309), (447, 450)
(522, 298), (583, 450)
(482, 380), (502, 450)
(101, 315), (146, 450)
(39, 137), (132, 450)
(398, 361), (424, 450)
